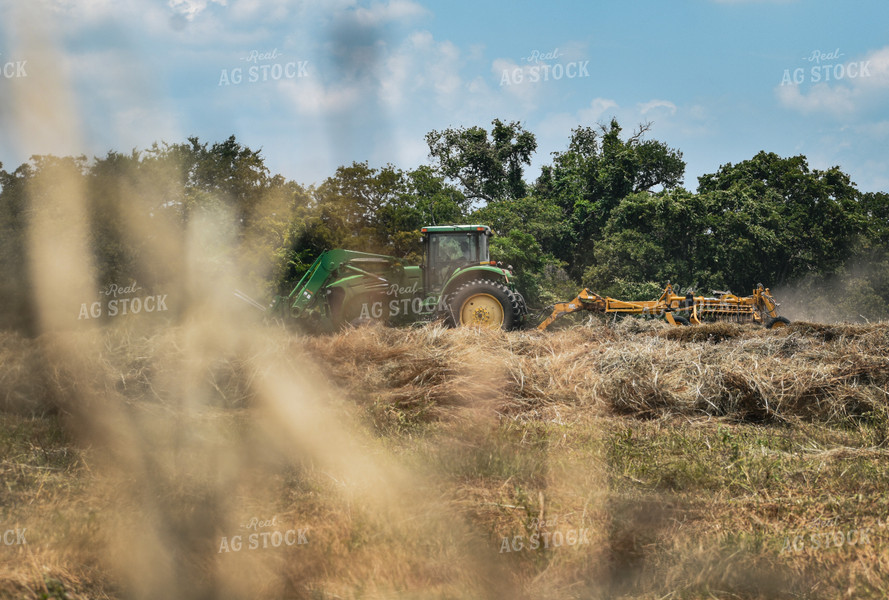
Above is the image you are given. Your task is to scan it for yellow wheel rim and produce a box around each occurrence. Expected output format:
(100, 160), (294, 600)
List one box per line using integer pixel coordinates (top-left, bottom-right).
(459, 293), (504, 328)
(771, 320), (788, 329)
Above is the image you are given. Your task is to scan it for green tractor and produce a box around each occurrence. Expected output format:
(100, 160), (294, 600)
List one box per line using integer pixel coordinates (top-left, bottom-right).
(272, 225), (527, 332)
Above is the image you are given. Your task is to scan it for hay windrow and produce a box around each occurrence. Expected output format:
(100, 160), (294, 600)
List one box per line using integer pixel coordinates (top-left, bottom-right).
(296, 320), (889, 427)
(3, 320), (887, 427)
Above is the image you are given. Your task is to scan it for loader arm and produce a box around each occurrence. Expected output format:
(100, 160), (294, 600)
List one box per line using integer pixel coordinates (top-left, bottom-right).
(752, 284), (781, 319)
(273, 249), (400, 318)
(537, 289), (606, 331)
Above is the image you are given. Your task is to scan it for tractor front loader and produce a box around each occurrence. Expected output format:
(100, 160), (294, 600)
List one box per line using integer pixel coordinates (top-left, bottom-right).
(538, 284), (789, 331)
(271, 225), (527, 332)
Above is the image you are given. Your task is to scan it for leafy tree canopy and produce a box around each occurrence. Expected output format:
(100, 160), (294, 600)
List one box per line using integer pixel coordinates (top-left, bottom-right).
(426, 119), (537, 203)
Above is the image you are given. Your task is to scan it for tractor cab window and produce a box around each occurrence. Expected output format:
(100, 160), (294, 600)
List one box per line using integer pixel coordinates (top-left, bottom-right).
(428, 232), (483, 290)
(431, 233), (483, 265)
(432, 234), (473, 263)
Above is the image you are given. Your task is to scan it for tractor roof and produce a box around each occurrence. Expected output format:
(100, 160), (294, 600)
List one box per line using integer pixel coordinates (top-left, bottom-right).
(421, 225), (493, 235)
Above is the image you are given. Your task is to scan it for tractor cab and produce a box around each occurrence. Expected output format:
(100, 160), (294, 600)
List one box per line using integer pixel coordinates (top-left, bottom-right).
(421, 225), (493, 293)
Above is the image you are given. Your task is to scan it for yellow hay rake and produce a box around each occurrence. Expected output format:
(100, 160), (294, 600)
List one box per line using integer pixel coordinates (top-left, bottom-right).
(537, 283), (789, 331)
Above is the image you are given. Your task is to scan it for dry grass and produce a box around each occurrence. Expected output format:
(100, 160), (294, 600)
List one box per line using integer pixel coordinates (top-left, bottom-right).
(304, 320), (889, 428)
(1, 318), (889, 599)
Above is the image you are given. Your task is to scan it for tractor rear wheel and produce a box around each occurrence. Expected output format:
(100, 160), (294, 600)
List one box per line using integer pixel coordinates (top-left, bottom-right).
(450, 279), (517, 330)
(765, 316), (790, 329)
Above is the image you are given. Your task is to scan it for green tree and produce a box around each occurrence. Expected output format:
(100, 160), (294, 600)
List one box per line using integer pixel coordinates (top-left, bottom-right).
(313, 161), (406, 250)
(374, 165), (469, 262)
(697, 188), (784, 292)
(472, 195), (570, 305)
(583, 190), (712, 296)
(840, 191), (889, 319)
(151, 135), (271, 228)
(536, 119), (686, 278)
(0, 162), (38, 332)
(426, 119), (537, 203)
(698, 151), (863, 286)
(241, 176), (313, 296)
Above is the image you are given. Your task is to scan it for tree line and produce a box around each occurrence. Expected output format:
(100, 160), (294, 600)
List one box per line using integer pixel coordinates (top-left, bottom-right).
(2, 120), (888, 333)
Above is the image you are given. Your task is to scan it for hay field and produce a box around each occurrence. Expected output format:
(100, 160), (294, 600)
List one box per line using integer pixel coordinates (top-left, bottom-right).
(1, 317), (889, 599)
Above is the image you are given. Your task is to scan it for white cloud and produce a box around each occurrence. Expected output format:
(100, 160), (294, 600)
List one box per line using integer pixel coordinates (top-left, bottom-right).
(579, 98), (620, 123)
(536, 97), (678, 147)
(776, 82), (856, 116)
(467, 43), (485, 62)
(370, 127), (429, 172)
(638, 99), (677, 115)
(325, 0), (427, 30)
(379, 30), (462, 109)
(491, 58), (544, 107)
(532, 98), (621, 173)
(281, 77), (362, 115)
(860, 157), (889, 193)
(854, 46), (889, 90)
(168, 0), (227, 21)
(674, 104), (716, 138)
(60, 45), (182, 154)
(228, 0), (313, 22)
(351, 0), (428, 26)
(41, 0), (226, 31)
(531, 98), (715, 182)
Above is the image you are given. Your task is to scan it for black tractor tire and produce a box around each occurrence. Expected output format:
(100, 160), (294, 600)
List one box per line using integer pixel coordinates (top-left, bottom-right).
(765, 316), (791, 329)
(513, 291), (528, 325)
(672, 315), (691, 326)
(449, 279), (518, 331)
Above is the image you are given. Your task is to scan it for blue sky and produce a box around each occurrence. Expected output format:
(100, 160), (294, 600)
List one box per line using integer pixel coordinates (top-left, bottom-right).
(1, 0), (888, 193)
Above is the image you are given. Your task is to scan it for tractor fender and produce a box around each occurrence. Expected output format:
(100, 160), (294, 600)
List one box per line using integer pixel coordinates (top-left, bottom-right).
(441, 265), (512, 298)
